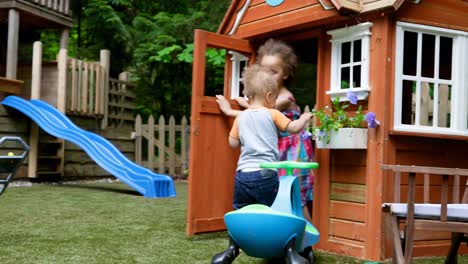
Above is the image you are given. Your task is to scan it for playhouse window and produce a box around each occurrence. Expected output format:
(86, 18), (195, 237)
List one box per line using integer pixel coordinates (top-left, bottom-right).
(394, 22), (468, 136)
(327, 22), (372, 102)
(229, 51), (249, 99)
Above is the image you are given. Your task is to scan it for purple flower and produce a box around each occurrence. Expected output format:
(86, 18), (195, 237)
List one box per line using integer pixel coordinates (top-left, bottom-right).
(302, 130), (312, 140)
(346, 90), (358, 105)
(365, 112), (380, 128)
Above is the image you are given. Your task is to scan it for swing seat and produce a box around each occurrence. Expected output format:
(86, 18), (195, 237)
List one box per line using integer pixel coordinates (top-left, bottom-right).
(0, 137), (29, 196)
(224, 161), (320, 259)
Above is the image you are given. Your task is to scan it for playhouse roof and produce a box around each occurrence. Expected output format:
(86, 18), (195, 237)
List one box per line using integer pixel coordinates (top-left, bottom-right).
(218, 0), (416, 37)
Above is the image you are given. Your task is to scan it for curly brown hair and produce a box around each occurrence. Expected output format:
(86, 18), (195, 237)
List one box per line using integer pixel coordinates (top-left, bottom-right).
(257, 39), (298, 81)
(242, 64), (278, 98)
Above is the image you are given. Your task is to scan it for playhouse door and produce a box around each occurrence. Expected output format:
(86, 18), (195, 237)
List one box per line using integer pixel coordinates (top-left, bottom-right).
(186, 30), (254, 235)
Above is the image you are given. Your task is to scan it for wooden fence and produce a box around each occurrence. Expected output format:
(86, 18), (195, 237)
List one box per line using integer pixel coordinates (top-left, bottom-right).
(65, 58), (105, 116)
(133, 115), (189, 178)
(30, 0), (70, 15)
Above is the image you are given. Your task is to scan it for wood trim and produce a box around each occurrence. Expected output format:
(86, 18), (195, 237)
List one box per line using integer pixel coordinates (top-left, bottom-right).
(234, 4), (344, 39)
(389, 130), (468, 141)
(364, 15), (393, 260)
(193, 217), (226, 234)
(217, 0), (246, 35)
(0, 77), (23, 94)
(0, 0), (73, 27)
(314, 30), (332, 249)
(414, 220), (468, 234)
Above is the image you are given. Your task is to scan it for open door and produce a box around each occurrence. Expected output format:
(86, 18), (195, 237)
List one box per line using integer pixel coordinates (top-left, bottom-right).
(186, 30), (254, 235)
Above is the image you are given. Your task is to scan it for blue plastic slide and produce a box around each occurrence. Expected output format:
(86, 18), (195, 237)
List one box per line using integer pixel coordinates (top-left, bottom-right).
(1, 95), (176, 198)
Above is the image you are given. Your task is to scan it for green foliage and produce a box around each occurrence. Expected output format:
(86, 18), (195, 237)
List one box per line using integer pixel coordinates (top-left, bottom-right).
(311, 97), (365, 144)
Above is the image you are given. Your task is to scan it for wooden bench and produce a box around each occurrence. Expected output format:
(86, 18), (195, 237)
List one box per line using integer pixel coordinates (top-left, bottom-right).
(381, 165), (468, 264)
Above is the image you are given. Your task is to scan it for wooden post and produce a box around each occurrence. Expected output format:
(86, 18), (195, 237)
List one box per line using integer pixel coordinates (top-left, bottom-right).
(118, 71), (129, 126)
(148, 115), (155, 171)
(181, 116), (188, 176)
(100, 50), (110, 129)
(158, 115), (165, 174)
(6, 9), (19, 79)
(169, 116), (176, 176)
(28, 41), (43, 178)
(135, 115), (142, 165)
(57, 49), (68, 112)
(60, 29), (69, 50)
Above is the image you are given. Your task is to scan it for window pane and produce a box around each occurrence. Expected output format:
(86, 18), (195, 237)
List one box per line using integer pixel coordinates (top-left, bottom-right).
(341, 41), (351, 64)
(402, 80), (416, 125)
(238, 60), (247, 97)
(353, 65), (361, 88)
(421, 34), (435, 78)
(341, 67), (350, 89)
(437, 83), (451, 128)
(439, 36), (453, 80)
(403, 31), (418, 76)
(353, 39), (361, 62)
(419, 82), (434, 126)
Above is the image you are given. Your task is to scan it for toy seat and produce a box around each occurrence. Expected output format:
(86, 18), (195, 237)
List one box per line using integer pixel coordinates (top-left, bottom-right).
(0, 137), (29, 196)
(223, 161), (319, 262)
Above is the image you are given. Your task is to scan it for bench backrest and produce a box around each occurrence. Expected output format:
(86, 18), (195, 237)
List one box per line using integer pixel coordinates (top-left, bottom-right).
(382, 165), (468, 222)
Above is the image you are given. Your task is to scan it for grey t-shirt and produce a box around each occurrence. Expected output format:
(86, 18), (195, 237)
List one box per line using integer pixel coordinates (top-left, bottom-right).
(231, 108), (290, 171)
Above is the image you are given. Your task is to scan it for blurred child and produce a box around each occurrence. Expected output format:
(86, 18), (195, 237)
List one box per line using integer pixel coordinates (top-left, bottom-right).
(212, 64), (312, 264)
(217, 39), (315, 223)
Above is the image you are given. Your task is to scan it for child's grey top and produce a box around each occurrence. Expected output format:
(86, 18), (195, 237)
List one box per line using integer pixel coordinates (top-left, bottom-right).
(230, 108), (290, 171)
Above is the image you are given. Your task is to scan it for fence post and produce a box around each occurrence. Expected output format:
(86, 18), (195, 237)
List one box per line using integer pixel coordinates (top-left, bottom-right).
(181, 116), (188, 176)
(135, 115), (142, 165)
(148, 115), (155, 171)
(100, 49), (110, 129)
(169, 116), (176, 176)
(158, 115), (165, 174)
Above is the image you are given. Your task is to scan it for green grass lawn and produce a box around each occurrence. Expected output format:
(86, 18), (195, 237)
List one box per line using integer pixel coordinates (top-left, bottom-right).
(0, 181), (466, 263)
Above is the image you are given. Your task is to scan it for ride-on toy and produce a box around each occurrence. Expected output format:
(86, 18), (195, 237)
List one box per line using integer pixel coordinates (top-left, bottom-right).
(0, 136), (29, 197)
(212, 161), (319, 264)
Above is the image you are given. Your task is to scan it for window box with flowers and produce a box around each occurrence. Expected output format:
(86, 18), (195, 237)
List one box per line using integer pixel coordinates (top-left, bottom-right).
(311, 91), (380, 149)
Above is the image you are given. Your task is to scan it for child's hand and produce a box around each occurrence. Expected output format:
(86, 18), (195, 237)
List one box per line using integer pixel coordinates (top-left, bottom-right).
(234, 97), (250, 109)
(300, 112), (313, 121)
(216, 95), (232, 115)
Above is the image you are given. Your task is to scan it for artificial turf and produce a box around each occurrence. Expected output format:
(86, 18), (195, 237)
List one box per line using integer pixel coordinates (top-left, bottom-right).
(0, 181), (466, 263)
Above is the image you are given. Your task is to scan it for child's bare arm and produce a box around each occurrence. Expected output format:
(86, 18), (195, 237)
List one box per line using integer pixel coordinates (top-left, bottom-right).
(285, 112), (313, 133)
(229, 136), (240, 148)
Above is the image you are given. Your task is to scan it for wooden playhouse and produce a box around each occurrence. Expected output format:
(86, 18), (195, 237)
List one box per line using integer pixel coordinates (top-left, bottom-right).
(186, 0), (468, 261)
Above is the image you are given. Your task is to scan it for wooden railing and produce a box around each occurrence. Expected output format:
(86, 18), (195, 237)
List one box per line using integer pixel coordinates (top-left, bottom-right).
(65, 58), (105, 116)
(133, 115), (189, 178)
(107, 78), (136, 128)
(29, 0), (70, 16)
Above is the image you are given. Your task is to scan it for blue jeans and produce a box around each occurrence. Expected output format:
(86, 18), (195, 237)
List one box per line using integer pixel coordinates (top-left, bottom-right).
(232, 169), (279, 210)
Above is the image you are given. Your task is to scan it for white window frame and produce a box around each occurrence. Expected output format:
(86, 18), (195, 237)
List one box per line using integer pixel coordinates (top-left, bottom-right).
(229, 51), (249, 99)
(327, 22), (372, 102)
(394, 22), (468, 136)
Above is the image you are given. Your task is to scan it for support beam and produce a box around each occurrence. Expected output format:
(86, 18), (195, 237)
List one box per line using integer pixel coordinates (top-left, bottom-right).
(28, 41), (43, 178)
(100, 50), (110, 129)
(57, 49), (67, 112)
(60, 29), (69, 49)
(6, 9), (20, 79)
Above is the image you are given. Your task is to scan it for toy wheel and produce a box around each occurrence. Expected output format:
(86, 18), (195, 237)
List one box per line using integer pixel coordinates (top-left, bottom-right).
(300, 246), (314, 264)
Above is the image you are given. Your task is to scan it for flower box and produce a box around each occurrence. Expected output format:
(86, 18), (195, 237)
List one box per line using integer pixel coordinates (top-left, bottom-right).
(315, 128), (368, 149)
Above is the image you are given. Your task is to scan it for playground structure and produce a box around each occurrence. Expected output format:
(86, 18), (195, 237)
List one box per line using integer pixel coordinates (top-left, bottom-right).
(213, 161), (320, 264)
(187, 0), (468, 262)
(1, 96), (175, 198)
(0, 136), (29, 197)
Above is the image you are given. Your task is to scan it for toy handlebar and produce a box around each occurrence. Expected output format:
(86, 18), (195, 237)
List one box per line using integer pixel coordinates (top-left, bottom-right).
(260, 161), (318, 176)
